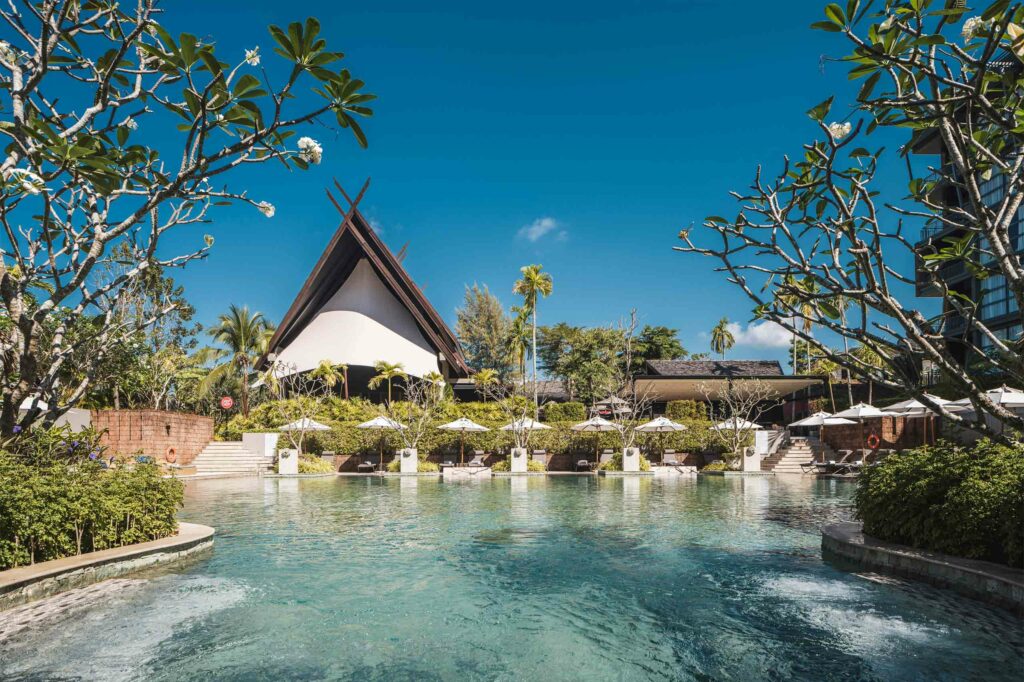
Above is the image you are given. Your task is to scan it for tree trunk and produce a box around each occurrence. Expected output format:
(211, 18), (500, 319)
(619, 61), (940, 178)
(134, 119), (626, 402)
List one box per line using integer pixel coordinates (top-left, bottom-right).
(532, 307), (538, 418)
(114, 385), (121, 410)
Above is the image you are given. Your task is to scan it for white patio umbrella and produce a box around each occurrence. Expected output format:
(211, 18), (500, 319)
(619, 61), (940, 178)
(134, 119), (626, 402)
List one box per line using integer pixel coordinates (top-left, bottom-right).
(886, 395), (951, 445)
(280, 417), (332, 431)
(18, 396), (48, 412)
(832, 403), (898, 451)
(438, 417), (490, 465)
(789, 412), (856, 427)
(711, 417), (763, 431)
(357, 416), (406, 471)
(571, 416), (622, 462)
(499, 418), (552, 431)
(594, 396), (632, 416)
(948, 385), (1024, 411)
(636, 417), (687, 462)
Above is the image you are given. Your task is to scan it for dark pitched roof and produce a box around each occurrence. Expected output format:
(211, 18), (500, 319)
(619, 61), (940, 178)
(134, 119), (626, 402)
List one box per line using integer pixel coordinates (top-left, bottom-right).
(533, 380), (570, 402)
(644, 359), (784, 378)
(258, 189), (470, 377)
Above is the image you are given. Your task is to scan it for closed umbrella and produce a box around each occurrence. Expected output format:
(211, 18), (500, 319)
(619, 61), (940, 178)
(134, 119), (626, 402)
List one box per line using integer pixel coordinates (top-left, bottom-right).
(357, 416), (406, 471)
(635, 416), (687, 462)
(438, 418), (490, 465)
(571, 416), (622, 463)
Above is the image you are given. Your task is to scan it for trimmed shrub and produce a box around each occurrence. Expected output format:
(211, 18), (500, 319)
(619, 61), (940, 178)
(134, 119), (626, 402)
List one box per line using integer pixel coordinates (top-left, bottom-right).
(386, 459), (439, 473)
(491, 458), (546, 472)
(856, 440), (1024, 567)
(665, 400), (705, 421)
(544, 401), (586, 422)
(701, 460), (728, 472)
(296, 456), (334, 474)
(598, 452), (651, 472)
(0, 450), (183, 569)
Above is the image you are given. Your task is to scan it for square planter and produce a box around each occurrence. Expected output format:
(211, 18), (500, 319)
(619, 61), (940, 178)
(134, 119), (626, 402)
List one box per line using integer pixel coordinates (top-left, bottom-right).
(277, 448), (298, 475)
(399, 448), (419, 474)
(622, 447), (641, 473)
(510, 447), (528, 473)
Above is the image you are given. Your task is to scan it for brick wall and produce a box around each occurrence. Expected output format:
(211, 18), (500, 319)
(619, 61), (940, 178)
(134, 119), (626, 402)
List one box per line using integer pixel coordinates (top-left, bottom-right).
(92, 409), (214, 465)
(821, 416), (935, 452)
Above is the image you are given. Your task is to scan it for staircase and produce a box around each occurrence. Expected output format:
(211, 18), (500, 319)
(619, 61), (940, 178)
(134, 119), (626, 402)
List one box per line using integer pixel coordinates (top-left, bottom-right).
(191, 441), (272, 475)
(761, 438), (836, 474)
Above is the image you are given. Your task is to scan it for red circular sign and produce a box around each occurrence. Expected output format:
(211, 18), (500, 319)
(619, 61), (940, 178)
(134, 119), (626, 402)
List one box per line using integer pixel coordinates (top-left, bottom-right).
(219, 396), (235, 410)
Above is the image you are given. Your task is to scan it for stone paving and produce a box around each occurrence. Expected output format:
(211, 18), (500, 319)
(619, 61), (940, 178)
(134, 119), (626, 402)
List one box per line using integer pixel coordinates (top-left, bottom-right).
(0, 578), (146, 642)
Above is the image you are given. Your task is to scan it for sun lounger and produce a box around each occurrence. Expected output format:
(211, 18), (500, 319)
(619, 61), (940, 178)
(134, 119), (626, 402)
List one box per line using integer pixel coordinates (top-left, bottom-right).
(467, 455), (485, 468)
(576, 459), (592, 472)
(599, 450), (614, 466)
(356, 461), (375, 473)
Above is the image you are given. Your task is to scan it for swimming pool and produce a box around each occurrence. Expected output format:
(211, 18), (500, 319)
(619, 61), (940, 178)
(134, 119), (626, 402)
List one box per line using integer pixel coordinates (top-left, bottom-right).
(1, 475), (1021, 680)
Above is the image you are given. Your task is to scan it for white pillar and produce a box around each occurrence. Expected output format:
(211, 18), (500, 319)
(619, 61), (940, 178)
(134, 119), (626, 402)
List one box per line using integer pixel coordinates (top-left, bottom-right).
(277, 448), (298, 475)
(399, 447), (418, 474)
(622, 447), (641, 472)
(510, 447), (528, 473)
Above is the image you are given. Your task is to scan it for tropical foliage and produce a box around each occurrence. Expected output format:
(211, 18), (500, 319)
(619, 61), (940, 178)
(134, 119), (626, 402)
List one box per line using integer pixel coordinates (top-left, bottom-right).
(198, 305), (274, 417)
(455, 284), (513, 378)
(0, 2), (374, 435)
(857, 440), (1024, 567)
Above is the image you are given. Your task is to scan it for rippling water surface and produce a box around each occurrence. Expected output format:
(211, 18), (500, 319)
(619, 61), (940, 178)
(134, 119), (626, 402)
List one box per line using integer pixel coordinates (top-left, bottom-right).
(1, 475), (1022, 681)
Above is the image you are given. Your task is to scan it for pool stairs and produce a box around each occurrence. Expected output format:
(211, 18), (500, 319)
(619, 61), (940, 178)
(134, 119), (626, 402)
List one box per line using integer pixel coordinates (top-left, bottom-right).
(760, 438), (837, 474)
(192, 441), (273, 474)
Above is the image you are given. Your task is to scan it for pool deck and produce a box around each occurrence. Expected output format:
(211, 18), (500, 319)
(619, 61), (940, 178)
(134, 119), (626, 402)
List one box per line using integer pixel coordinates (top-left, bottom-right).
(823, 522), (1024, 614)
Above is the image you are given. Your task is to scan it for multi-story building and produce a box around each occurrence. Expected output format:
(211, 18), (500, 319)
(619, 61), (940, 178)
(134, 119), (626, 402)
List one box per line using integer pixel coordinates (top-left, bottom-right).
(915, 139), (1023, 366)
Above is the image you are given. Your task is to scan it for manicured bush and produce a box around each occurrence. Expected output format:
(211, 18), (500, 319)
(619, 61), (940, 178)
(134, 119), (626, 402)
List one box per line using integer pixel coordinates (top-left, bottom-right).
(386, 459), (439, 473)
(296, 456), (334, 474)
(856, 440), (1024, 567)
(665, 400), (705, 421)
(598, 452), (651, 472)
(701, 460), (728, 472)
(491, 458), (546, 472)
(543, 401), (586, 422)
(0, 431), (183, 569)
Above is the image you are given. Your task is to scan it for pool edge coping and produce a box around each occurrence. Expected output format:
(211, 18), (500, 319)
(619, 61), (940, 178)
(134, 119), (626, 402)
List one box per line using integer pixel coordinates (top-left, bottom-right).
(822, 521), (1024, 614)
(0, 522), (215, 612)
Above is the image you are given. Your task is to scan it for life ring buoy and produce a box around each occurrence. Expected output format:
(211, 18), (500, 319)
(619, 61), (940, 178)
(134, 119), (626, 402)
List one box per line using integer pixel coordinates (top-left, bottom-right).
(866, 434), (881, 449)
(165, 447), (177, 463)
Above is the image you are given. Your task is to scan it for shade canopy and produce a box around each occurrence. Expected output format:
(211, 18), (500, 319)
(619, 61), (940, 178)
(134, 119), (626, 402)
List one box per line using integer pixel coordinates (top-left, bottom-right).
(571, 416), (622, 432)
(280, 417), (332, 431)
(635, 417), (687, 433)
(356, 416), (406, 430)
(886, 394), (951, 415)
(832, 403), (899, 419)
(949, 386), (1024, 411)
(499, 418), (552, 432)
(789, 411), (855, 427)
(711, 417), (763, 431)
(438, 417), (490, 433)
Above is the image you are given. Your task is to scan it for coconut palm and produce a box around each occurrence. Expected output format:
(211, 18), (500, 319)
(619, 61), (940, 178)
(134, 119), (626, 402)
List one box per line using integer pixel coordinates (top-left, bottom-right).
(309, 360), (346, 392)
(505, 305), (531, 389)
(198, 305), (274, 417)
(512, 264), (553, 416)
(473, 368), (498, 401)
(709, 317), (735, 359)
(368, 361), (406, 403)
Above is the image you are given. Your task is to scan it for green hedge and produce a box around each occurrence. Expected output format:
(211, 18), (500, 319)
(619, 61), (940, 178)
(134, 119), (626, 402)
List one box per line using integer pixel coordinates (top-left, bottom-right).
(856, 440), (1024, 568)
(219, 398), (725, 458)
(491, 458), (547, 472)
(665, 400), (706, 420)
(598, 452), (651, 472)
(543, 401), (586, 422)
(0, 451), (183, 569)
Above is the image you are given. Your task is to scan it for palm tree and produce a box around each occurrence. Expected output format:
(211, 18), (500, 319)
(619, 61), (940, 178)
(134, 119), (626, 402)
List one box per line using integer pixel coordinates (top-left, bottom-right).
(512, 264), (553, 416)
(422, 370), (446, 402)
(505, 305), (531, 389)
(309, 360), (346, 392)
(368, 361), (406, 403)
(709, 317), (735, 359)
(473, 368), (498, 401)
(198, 305), (274, 417)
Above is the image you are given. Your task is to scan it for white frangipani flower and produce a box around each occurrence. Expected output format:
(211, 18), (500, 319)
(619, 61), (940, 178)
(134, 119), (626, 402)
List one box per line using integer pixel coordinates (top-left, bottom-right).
(245, 47), (260, 66)
(828, 121), (852, 140)
(120, 116), (138, 130)
(257, 201), (275, 218)
(962, 16), (987, 42)
(297, 136), (323, 164)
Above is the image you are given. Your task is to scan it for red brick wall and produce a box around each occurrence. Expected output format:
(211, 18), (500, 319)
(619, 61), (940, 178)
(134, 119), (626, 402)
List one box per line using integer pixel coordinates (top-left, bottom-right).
(91, 409), (214, 465)
(821, 416), (936, 452)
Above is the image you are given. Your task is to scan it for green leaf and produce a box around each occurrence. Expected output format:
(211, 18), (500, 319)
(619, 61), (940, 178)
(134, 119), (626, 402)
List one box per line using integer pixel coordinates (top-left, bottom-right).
(824, 3), (846, 25)
(807, 96), (834, 122)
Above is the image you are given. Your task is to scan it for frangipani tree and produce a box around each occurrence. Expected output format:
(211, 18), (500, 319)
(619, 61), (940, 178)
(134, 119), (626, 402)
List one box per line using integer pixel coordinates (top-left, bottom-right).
(677, 0), (1024, 443)
(0, 2), (374, 435)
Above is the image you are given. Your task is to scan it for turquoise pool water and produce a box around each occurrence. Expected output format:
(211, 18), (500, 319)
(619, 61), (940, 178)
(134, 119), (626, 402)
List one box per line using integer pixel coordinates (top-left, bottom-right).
(1, 475), (1022, 680)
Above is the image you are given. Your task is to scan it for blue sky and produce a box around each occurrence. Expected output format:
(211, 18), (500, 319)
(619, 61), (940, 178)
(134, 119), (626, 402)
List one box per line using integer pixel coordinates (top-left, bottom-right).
(160, 0), (924, 366)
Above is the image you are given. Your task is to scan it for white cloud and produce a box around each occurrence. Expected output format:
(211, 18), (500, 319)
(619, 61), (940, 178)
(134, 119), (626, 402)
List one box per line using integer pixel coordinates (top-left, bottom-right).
(368, 218), (383, 234)
(727, 320), (792, 349)
(517, 216), (563, 242)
